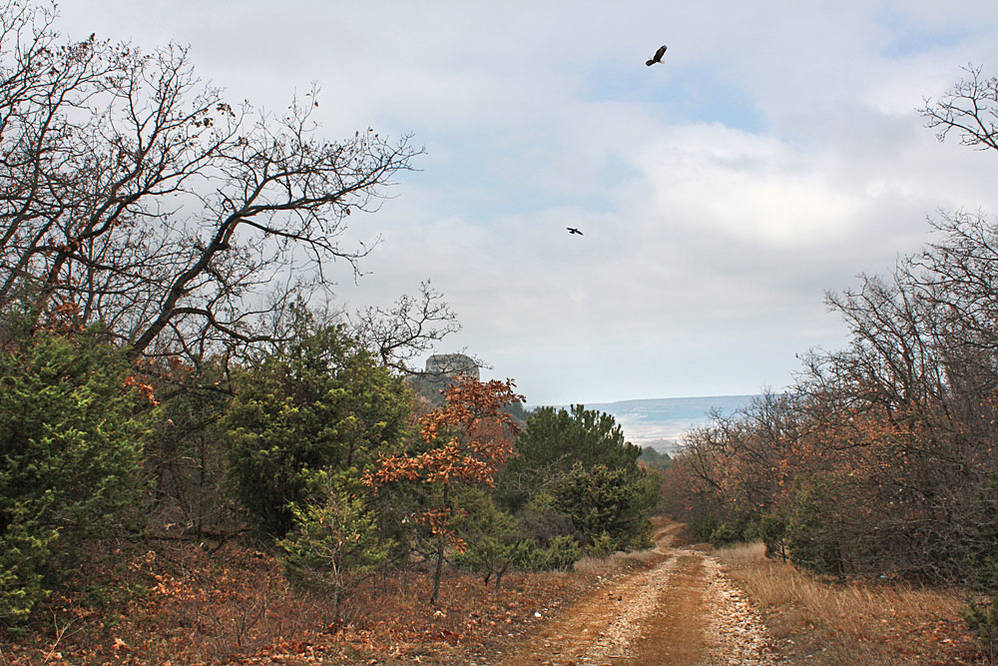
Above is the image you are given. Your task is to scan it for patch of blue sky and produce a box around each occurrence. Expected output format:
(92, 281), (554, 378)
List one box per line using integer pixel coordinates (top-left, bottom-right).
(576, 62), (766, 134)
(876, 8), (967, 59)
(423, 169), (621, 223)
(410, 129), (628, 223)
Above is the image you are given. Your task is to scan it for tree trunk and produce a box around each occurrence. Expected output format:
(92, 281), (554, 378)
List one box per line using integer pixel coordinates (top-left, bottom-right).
(495, 559), (511, 593)
(430, 530), (445, 605)
(333, 585), (343, 624)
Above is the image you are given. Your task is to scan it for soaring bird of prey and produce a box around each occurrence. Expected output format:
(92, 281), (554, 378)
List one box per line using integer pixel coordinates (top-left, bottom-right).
(646, 44), (668, 66)
(566, 227), (583, 236)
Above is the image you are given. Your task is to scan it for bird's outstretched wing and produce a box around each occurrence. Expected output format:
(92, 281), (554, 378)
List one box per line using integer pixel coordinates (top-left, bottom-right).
(646, 44), (668, 66)
(566, 227), (583, 235)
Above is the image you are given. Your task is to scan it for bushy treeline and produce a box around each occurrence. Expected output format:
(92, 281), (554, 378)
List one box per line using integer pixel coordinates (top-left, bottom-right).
(0, 312), (658, 622)
(664, 66), (998, 649)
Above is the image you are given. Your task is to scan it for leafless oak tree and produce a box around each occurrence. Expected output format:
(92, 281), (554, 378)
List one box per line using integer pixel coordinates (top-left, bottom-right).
(921, 64), (998, 151)
(0, 0), (453, 366)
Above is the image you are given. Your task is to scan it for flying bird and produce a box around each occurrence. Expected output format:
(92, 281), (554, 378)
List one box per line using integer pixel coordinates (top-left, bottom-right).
(566, 227), (583, 236)
(646, 44), (667, 66)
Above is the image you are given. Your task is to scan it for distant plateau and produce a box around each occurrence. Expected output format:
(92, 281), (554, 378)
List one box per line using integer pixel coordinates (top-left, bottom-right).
(531, 394), (760, 454)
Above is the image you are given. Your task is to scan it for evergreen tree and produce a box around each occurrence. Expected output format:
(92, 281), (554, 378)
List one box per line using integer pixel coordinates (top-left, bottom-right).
(224, 315), (412, 537)
(0, 330), (151, 622)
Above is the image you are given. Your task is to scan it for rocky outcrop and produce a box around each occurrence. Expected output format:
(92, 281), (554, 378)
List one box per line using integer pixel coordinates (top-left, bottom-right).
(424, 353), (479, 380)
(409, 353), (479, 406)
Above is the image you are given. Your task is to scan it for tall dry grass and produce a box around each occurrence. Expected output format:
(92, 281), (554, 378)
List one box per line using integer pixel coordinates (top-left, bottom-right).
(573, 547), (663, 578)
(572, 518), (678, 578)
(716, 541), (983, 664)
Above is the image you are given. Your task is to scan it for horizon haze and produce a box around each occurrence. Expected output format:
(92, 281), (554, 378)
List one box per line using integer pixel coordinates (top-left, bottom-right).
(532, 393), (760, 452)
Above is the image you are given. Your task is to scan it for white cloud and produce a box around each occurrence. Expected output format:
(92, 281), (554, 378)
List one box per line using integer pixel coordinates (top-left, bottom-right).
(635, 124), (864, 247)
(50, 0), (998, 403)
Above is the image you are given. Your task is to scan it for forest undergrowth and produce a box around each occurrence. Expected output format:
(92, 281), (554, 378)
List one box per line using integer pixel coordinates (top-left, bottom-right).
(0, 537), (672, 665)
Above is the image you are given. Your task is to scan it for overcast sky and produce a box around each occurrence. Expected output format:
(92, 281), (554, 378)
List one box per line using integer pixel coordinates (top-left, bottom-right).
(57, 1), (998, 405)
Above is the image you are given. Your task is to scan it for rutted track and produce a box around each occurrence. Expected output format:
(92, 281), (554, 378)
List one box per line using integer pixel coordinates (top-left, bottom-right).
(498, 523), (778, 665)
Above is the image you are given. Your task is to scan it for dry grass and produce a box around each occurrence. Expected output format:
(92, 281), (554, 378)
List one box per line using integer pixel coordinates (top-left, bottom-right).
(572, 518), (679, 578)
(573, 547), (663, 578)
(716, 541), (767, 563)
(716, 541), (985, 664)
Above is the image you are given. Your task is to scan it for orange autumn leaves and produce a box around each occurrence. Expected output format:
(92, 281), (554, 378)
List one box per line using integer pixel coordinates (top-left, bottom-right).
(365, 377), (523, 548)
(367, 377), (524, 489)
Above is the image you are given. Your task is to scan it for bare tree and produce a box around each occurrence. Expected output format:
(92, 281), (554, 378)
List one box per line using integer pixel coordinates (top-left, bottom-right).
(663, 63), (998, 578)
(0, 0), (440, 364)
(351, 280), (461, 374)
(921, 64), (998, 151)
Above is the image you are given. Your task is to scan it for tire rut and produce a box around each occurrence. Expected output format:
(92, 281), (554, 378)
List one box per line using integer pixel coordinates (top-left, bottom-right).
(496, 524), (778, 665)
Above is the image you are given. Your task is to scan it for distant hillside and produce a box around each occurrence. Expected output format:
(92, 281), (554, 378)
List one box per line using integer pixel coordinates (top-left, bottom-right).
(530, 394), (760, 453)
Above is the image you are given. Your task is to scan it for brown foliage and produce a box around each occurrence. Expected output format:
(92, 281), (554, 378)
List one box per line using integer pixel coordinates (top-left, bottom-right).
(369, 376), (524, 490)
(365, 376), (524, 604)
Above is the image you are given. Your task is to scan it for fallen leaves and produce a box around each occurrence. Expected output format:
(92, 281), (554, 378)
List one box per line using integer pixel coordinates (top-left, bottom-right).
(0, 538), (588, 664)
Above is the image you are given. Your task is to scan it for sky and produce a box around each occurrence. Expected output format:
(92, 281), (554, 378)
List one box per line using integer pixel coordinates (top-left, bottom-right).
(56, 1), (998, 405)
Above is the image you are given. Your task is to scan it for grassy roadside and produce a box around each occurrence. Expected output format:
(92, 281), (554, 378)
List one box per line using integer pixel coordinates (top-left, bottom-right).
(715, 541), (988, 665)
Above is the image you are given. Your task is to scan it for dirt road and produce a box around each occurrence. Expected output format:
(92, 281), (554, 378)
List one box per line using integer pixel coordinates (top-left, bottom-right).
(498, 522), (777, 665)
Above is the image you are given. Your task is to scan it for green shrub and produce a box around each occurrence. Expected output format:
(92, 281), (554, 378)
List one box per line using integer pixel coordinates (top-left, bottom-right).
(499, 405), (646, 513)
(539, 535), (582, 571)
(511, 533), (581, 571)
(224, 317), (411, 537)
(962, 476), (998, 652)
(758, 512), (788, 560)
(962, 595), (998, 653)
(452, 489), (523, 589)
(691, 514), (721, 542)
(709, 523), (738, 547)
(587, 531), (616, 558)
(513, 492), (575, 545)
(0, 330), (150, 622)
(550, 463), (655, 551)
(277, 477), (391, 622)
(495, 405), (657, 556)
(0, 521), (57, 623)
(786, 478), (843, 575)
(145, 360), (235, 536)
